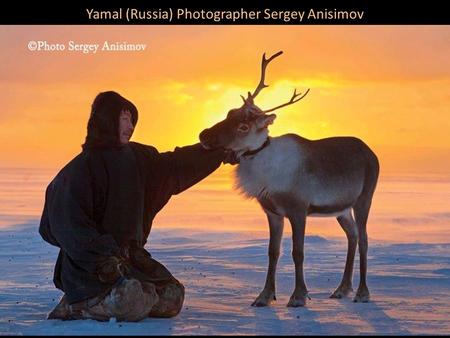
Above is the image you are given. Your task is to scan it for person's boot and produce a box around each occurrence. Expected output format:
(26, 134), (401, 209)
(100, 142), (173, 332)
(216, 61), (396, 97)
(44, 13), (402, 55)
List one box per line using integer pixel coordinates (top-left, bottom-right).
(88, 278), (159, 322)
(47, 295), (71, 320)
(148, 279), (185, 318)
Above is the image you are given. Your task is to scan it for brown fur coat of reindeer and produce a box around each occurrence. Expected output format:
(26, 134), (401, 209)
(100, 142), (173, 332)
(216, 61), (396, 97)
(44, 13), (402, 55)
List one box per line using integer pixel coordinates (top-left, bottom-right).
(199, 51), (379, 307)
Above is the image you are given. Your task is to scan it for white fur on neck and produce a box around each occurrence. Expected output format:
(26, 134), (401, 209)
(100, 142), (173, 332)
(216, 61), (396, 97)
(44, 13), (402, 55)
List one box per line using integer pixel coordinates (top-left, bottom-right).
(234, 128), (269, 159)
(235, 135), (302, 200)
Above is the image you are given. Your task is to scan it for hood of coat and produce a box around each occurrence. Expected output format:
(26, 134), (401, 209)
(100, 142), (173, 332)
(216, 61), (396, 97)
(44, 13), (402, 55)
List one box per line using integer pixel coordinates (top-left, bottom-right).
(82, 91), (138, 150)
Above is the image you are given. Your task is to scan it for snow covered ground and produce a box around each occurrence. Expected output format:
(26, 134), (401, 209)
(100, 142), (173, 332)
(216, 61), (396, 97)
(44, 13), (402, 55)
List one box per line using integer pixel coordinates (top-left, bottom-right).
(1, 221), (449, 335)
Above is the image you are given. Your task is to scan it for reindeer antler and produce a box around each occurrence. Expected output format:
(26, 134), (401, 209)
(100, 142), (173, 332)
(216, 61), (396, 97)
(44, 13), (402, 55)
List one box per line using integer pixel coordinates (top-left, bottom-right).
(263, 88), (310, 113)
(242, 50), (310, 114)
(246, 51), (283, 103)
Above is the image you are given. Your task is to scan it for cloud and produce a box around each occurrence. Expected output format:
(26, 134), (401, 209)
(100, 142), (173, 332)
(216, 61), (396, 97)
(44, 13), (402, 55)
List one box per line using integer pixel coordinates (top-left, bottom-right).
(388, 212), (450, 225)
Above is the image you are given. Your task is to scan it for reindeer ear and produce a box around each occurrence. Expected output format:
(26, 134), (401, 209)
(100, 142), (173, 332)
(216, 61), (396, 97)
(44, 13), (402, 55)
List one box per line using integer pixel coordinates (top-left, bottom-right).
(256, 114), (276, 129)
(263, 114), (276, 127)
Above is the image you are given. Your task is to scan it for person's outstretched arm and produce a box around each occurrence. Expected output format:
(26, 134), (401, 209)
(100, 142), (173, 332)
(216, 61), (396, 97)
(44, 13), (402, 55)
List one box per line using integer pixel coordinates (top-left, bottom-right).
(134, 142), (225, 201)
(160, 143), (225, 195)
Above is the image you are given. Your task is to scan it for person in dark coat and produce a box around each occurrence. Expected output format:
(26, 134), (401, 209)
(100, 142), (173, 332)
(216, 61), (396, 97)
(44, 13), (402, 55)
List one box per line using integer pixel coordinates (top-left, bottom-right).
(39, 91), (230, 321)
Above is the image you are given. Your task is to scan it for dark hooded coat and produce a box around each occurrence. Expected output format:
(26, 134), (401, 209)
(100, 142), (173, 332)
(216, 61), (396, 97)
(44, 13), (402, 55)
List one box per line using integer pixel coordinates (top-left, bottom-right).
(39, 91), (225, 304)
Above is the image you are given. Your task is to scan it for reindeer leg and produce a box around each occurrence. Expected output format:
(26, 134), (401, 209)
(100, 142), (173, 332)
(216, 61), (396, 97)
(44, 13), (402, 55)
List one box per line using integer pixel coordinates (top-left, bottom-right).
(330, 209), (358, 298)
(353, 198), (372, 303)
(287, 210), (308, 307)
(252, 211), (284, 307)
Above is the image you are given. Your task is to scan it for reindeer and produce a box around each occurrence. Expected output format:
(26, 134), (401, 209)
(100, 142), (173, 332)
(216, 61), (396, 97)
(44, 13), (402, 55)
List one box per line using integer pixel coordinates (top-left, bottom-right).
(199, 51), (379, 307)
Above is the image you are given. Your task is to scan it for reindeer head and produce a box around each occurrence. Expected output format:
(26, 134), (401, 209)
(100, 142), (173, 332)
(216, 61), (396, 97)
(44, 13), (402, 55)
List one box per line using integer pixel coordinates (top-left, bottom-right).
(199, 51), (309, 157)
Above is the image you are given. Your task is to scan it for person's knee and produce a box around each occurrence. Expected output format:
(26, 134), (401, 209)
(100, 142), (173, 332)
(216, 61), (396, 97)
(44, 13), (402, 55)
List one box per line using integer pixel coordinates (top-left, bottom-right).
(170, 281), (185, 312)
(148, 280), (185, 318)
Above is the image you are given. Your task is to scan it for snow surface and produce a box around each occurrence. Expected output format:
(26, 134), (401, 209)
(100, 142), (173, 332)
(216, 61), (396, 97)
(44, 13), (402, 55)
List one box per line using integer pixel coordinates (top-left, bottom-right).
(1, 221), (449, 335)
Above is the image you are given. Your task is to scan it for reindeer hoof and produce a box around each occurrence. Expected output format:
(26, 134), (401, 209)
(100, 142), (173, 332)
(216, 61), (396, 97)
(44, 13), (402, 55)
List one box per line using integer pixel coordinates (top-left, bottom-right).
(251, 291), (275, 307)
(353, 294), (370, 303)
(353, 286), (370, 303)
(251, 300), (269, 307)
(330, 285), (353, 299)
(287, 294), (307, 307)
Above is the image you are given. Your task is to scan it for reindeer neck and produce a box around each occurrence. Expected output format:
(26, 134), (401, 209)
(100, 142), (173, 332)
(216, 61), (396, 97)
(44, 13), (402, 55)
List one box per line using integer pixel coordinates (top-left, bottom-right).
(240, 137), (271, 159)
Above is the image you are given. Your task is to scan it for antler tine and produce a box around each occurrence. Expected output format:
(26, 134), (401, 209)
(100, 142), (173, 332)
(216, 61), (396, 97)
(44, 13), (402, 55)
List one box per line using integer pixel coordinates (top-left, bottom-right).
(263, 88), (310, 113)
(250, 51), (283, 100)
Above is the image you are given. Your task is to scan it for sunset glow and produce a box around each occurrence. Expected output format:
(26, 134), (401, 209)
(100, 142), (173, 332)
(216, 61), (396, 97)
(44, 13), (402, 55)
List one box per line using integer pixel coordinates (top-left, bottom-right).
(1, 25), (449, 173)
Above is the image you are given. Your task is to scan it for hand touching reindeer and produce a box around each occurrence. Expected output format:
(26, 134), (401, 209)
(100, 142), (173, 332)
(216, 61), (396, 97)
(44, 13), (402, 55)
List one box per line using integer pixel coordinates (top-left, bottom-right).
(200, 51), (379, 307)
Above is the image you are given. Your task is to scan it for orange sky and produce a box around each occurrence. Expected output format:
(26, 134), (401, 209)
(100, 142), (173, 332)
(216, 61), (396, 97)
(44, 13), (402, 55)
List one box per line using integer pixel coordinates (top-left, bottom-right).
(1, 25), (449, 174)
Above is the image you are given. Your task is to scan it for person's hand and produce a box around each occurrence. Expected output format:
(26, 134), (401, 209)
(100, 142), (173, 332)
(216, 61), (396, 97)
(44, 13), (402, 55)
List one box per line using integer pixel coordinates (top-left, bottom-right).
(223, 149), (239, 165)
(97, 256), (128, 283)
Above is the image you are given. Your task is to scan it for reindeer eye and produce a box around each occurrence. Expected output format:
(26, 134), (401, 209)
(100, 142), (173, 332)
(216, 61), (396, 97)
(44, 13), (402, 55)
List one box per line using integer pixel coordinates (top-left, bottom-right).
(237, 123), (250, 133)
